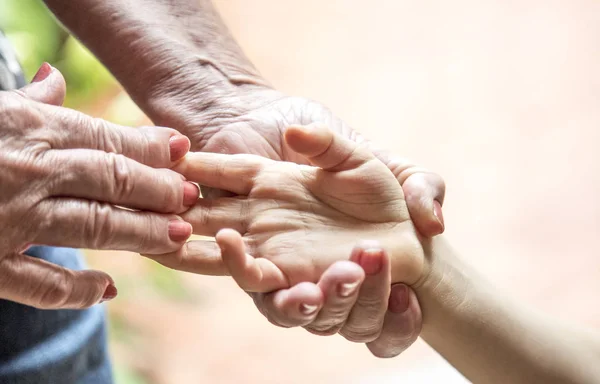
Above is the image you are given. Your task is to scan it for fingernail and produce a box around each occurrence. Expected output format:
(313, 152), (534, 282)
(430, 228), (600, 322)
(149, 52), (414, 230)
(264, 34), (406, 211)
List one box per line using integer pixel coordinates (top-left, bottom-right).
(338, 281), (360, 297)
(183, 182), (199, 206)
(433, 200), (445, 233)
(31, 62), (53, 83)
(100, 284), (118, 303)
(169, 135), (190, 161)
(300, 303), (318, 316)
(359, 248), (383, 275)
(388, 284), (409, 313)
(168, 220), (192, 242)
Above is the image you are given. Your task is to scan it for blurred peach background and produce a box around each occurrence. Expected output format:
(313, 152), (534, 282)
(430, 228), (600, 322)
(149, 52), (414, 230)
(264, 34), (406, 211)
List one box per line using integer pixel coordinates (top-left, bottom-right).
(21, 0), (600, 382)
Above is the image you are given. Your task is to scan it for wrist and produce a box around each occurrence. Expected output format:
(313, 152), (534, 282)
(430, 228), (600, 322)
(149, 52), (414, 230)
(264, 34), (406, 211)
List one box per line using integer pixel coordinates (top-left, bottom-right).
(413, 236), (473, 337)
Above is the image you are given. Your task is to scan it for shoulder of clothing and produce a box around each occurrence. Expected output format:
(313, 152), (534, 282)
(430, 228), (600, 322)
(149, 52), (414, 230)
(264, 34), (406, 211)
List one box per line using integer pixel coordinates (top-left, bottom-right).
(0, 29), (26, 91)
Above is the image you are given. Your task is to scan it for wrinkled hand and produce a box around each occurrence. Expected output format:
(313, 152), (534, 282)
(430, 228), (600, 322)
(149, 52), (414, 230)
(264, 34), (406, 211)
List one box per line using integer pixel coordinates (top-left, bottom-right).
(150, 86), (443, 356)
(147, 85), (445, 356)
(0, 64), (198, 309)
(148, 125), (431, 354)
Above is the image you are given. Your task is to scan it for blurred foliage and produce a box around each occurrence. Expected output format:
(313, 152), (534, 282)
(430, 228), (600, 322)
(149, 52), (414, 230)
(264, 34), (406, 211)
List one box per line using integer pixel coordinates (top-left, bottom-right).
(0, 0), (116, 108)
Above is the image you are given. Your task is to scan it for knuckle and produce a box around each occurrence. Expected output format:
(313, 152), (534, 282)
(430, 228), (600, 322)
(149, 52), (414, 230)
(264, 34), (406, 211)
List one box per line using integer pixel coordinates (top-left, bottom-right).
(92, 117), (123, 154)
(35, 268), (75, 309)
(105, 153), (135, 201)
(82, 201), (114, 249)
(138, 127), (167, 165)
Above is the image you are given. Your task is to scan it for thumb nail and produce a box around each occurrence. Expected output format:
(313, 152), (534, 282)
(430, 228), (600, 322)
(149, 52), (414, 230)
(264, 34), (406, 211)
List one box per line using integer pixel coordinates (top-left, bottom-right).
(388, 284), (409, 313)
(100, 284), (118, 303)
(433, 200), (445, 233)
(31, 62), (53, 83)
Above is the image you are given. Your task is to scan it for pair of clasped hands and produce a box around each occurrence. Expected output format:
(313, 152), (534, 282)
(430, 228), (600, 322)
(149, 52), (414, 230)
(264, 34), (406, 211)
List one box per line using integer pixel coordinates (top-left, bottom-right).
(0, 65), (445, 357)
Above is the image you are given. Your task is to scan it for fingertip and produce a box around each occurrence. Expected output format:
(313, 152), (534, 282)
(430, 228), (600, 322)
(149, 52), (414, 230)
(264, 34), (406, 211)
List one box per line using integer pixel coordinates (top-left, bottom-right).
(284, 123), (332, 157)
(215, 228), (243, 247)
(169, 134), (191, 162)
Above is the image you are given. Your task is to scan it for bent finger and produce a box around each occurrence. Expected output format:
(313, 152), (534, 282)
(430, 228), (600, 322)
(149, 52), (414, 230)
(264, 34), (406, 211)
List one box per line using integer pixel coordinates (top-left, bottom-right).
(366, 284), (422, 358)
(216, 229), (287, 292)
(0, 254), (114, 309)
(304, 261), (365, 336)
(339, 241), (391, 343)
(251, 283), (324, 328)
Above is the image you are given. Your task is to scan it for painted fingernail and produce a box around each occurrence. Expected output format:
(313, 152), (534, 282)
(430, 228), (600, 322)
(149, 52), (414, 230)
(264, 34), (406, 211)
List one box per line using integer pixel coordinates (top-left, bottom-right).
(31, 62), (53, 83)
(359, 248), (383, 275)
(388, 284), (409, 313)
(433, 200), (445, 233)
(338, 281), (360, 297)
(169, 135), (190, 161)
(300, 303), (318, 316)
(100, 284), (118, 303)
(168, 220), (192, 242)
(183, 182), (199, 206)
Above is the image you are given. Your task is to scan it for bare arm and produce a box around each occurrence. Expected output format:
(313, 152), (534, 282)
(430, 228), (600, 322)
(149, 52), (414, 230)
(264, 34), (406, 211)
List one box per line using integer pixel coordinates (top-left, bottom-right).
(42, 0), (266, 132)
(419, 237), (600, 384)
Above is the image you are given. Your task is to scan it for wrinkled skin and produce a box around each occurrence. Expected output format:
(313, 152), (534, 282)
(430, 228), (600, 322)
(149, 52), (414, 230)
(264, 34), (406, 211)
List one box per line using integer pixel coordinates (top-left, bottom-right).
(0, 65), (197, 309)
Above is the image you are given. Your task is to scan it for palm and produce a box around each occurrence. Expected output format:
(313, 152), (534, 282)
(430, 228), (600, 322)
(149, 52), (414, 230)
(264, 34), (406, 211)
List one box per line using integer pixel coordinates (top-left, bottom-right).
(238, 157), (418, 286)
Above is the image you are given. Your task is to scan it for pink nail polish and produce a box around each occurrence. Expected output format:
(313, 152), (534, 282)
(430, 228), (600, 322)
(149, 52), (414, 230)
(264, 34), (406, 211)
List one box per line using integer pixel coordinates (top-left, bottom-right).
(183, 182), (199, 206)
(388, 284), (409, 313)
(168, 221), (192, 242)
(169, 135), (190, 161)
(359, 248), (383, 275)
(100, 284), (118, 303)
(31, 62), (53, 83)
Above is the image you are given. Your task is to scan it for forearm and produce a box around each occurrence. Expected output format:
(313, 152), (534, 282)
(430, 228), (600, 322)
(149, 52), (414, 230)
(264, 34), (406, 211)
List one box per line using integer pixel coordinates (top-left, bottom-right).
(417, 236), (600, 384)
(43, 0), (267, 127)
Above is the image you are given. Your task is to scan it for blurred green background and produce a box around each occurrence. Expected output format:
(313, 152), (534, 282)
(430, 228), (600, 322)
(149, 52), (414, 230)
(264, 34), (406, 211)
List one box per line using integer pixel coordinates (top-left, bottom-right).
(0, 2), (194, 383)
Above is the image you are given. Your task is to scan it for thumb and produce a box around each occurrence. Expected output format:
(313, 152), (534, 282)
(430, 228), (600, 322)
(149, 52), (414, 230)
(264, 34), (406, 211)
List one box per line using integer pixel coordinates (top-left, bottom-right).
(0, 254), (116, 309)
(18, 62), (66, 106)
(284, 123), (373, 171)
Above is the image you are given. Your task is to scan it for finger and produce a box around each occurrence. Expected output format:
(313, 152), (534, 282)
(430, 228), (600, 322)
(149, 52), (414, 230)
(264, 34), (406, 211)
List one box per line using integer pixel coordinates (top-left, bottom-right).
(143, 240), (228, 275)
(0, 254), (115, 309)
(31, 198), (192, 255)
(366, 284), (422, 358)
(402, 171), (446, 236)
(251, 283), (324, 328)
(172, 152), (268, 195)
(48, 149), (199, 213)
(181, 197), (251, 236)
(37, 102), (190, 166)
(216, 229), (288, 292)
(284, 123), (374, 171)
(304, 261), (365, 336)
(339, 241), (391, 343)
(373, 150), (446, 237)
(16, 63), (66, 106)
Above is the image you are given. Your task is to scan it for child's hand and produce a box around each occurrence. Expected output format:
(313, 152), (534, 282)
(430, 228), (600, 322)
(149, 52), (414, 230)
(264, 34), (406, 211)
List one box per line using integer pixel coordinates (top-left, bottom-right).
(163, 123), (426, 292)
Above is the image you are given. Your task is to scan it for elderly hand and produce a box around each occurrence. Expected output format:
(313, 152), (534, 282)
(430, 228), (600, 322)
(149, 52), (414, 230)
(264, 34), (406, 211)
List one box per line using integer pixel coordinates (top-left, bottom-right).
(148, 124), (433, 355)
(0, 64), (198, 309)
(147, 84), (444, 356)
